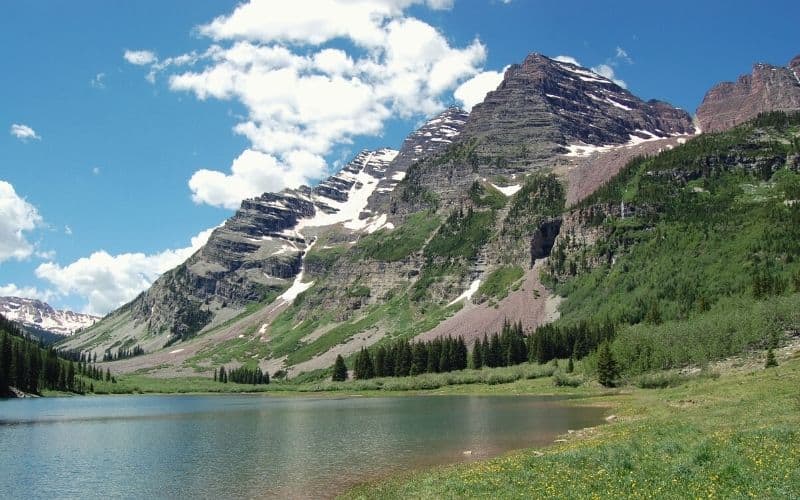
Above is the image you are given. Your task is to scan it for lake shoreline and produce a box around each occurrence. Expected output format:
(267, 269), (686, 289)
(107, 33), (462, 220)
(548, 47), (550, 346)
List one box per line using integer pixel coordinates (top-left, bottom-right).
(341, 355), (800, 498)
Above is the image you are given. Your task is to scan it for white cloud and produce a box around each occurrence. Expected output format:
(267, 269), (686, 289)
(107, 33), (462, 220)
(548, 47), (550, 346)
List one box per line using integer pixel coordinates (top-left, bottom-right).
(0, 283), (55, 302)
(615, 46), (633, 64)
(65, 225), (73, 236)
(92, 167), (101, 175)
(0, 180), (43, 263)
(553, 55), (581, 66)
(10, 124), (41, 142)
(35, 226), (217, 315)
(124, 49), (158, 65)
(454, 67), (506, 111)
(188, 149), (326, 209)
(591, 63), (627, 88)
(126, 0), (486, 209)
(198, 0), (452, 47)
(90, 72), (106, 89)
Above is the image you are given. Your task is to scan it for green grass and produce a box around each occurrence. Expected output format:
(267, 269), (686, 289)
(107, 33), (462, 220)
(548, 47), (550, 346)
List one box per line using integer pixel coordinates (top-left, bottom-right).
(351, 211), (441, 262)
(478, 265), (524, 301)
(343, 355), (800, 499)
(469, 181), (507, 209)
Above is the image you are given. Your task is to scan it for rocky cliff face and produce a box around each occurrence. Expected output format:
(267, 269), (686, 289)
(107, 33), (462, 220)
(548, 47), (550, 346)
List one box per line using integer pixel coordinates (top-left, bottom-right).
(462, 53), (695, 165)
(0, 297), (98, 336)
(697, 54), (800, 132)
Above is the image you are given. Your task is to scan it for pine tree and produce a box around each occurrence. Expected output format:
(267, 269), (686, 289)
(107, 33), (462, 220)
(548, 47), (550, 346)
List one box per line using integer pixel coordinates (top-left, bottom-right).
(0, 332), (10, 393)
(471, 339), (483, 369)
(213, 368), (217, 382)
(219, 365), (227, 383)
(765, 347), (778, 368)
(567, 357), (574, 373)
(332, 355), (348, 381)
(596, 341), (619, 387)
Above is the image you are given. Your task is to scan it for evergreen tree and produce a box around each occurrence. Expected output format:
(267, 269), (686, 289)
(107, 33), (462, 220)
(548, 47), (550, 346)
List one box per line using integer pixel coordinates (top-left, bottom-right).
(354, 348), (374, 379)
(438, 340), (451, 372)
(410, 343), (427, 376)
(471, 339), (483, 369)
(213, 368), (217, 382)
(373, 347), (386, 377)
(765, 347), (778, 368)
(0, 332), (10, 393)
(596, 341), (619, 387)
(219, 365), (227, 383)
(567, 357), (574, 373)
(332, 355), (348, 381)
(455, 337), (468, 370)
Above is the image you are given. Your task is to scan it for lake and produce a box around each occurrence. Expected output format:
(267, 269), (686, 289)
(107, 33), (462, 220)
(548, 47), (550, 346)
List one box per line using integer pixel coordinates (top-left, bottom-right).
(0, 394), (605, 499)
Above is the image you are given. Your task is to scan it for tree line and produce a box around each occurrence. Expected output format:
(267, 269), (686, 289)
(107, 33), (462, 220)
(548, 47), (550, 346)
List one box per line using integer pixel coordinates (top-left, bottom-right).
(330, 319), (620, 383)
(214, 365), (270, 385)
(0, 315), (117, 396)
(102, 345), (144, 362)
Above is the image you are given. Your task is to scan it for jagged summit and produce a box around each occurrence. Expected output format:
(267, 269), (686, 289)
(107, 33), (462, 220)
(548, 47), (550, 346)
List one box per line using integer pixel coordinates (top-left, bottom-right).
(697, 54), (800, 132)
(0, 297), (98, 336)
(462, 53), (695, 163)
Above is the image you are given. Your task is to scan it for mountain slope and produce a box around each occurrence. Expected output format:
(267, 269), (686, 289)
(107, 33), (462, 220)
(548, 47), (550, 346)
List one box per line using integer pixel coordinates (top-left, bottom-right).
(0, 297), (98, 339)
(697, 54), (800, 132)
(62, 53), (698, 379)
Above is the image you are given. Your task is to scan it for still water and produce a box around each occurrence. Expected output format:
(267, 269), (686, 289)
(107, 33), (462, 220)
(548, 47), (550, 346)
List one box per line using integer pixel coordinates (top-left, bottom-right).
(0, 394), (605, 499)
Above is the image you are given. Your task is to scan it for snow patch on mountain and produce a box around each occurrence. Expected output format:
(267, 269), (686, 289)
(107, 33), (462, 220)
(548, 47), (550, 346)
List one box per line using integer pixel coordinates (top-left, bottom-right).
(447, 279), (482, 307)
(0, 296), (99, 335)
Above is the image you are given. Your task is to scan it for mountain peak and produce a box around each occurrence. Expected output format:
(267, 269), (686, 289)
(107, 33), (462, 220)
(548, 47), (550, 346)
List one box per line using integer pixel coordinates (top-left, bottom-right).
(696, 54), (800, 132)
(461, 52), (694, 164)
(0, 296), (99, 336)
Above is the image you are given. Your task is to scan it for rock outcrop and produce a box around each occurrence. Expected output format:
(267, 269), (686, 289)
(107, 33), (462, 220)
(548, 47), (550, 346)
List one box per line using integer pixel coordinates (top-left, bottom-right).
(697, 54), (800, 132)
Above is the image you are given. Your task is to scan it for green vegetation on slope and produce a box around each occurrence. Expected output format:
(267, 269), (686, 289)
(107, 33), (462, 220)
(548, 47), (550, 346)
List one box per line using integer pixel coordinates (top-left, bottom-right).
(351, 211), (441, 262)
(469, 180), (507, 209)
(477, 265), (524, 301)
(548, 113), (800, 330)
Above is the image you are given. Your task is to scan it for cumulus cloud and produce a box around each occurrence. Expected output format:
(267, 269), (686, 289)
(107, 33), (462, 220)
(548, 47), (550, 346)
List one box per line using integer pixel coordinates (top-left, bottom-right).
(591, 63), (627, 88)
(0, 180), (43, 263)
(10, 124), (41, 142)
(454, 67), (507, 111)
(553, 55), (581, 66)
(0, 283), (55, 302)
(35, 226), (217, 315)
(126, 0), (487, 209)
(123, 49), (157, 65)
(189, 149), (326, 209)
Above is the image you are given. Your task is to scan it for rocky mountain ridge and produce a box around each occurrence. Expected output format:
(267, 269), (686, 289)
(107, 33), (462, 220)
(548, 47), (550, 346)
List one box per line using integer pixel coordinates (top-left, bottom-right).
(62, 51), (772, 380)
(697, 54), (800, 132)
(0, 297), (98, 336)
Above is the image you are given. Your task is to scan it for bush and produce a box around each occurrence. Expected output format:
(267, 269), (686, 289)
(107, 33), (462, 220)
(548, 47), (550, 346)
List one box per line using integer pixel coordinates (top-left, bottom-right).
(552, 371), (583, 387)
(634, 372), (689, 389)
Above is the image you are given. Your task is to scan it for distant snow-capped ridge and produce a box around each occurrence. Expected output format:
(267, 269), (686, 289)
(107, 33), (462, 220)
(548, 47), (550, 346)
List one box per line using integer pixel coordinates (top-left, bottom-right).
(0, 296), (99, 336)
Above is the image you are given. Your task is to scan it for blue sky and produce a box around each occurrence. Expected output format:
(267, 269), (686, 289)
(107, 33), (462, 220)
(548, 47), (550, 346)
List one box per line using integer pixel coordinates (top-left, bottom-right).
(2, 0), (798, 314)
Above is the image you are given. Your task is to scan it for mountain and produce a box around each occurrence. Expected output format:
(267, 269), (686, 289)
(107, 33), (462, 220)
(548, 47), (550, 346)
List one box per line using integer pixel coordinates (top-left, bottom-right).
(696, 54), (800, 132)
(0, 297), (98, 339)
(462, 53), (695, 163)
(61, 53), (698, 378)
